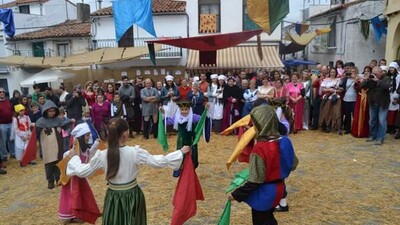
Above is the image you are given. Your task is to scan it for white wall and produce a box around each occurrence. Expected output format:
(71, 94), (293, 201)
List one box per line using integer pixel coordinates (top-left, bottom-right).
(186, 0), (281, 42)
(305, 1), (386, 67)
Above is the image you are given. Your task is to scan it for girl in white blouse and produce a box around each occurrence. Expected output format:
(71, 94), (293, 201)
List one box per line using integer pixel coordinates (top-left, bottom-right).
(66, 117), (190, 225)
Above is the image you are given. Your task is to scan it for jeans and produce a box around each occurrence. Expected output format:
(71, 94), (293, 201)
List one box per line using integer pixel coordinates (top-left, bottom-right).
(369, 104), (389, 142)
(0, 123), (15, 159)
(343, 101), (356, 132)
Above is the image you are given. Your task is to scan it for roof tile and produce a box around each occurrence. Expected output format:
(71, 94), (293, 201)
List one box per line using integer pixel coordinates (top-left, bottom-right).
(9, 20), (91, 41)
(0, 0), (49, 8)
(91, 0), (186, 16)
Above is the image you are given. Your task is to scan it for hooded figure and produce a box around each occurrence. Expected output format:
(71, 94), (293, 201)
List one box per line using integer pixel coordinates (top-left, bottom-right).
(230, 105), (297, 225)
(36, 100), (64, 189)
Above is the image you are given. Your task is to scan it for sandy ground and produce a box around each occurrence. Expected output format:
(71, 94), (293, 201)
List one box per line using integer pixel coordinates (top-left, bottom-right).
(0, 131), (399, 225)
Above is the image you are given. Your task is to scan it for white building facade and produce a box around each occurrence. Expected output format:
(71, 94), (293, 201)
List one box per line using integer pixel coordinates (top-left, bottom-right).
(302, 0), (387, 67)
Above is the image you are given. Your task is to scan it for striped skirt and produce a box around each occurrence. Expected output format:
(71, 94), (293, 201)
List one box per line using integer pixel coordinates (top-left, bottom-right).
(103, 180), (147, 225)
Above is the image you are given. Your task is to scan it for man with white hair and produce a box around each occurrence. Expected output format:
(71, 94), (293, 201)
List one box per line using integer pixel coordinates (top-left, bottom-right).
(361, 66), (391, 145)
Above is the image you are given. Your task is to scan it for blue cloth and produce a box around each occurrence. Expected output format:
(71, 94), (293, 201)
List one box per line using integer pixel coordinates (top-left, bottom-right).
(371, 16), (387, 42)
(0, 9), (15, 38)
(112, 0), (157, 42)
(244, 183), (281, 211)
(283, 59), (317, 67)
(279, 136), (295, 179)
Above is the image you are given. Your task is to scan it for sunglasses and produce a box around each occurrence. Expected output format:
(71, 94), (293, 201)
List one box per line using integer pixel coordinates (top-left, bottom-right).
(0, 91), (4, 93)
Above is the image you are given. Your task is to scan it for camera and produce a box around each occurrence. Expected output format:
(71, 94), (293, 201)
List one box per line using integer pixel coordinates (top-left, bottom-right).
(369, 74), (376, 79)
(345, 72), (351, 77)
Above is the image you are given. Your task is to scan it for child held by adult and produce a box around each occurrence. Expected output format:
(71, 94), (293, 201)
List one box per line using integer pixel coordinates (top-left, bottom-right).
(66, 117), (190, 225)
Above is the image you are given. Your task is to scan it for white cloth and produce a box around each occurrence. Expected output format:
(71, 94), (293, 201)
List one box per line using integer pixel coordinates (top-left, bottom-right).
(66, 146), (183, 184)
(389, 74), (400, 111)
(70, 123), (90, 138)
(321, 78), (340, 99)
(210, 74), (218, 79)
(165, 75), (174, 81)
(13, 115), (31, 160)
(218, 75), (227, 81)
(59, 91), (69, 103)
(389, 62), (399, 70)
(243, 89), (258, 102)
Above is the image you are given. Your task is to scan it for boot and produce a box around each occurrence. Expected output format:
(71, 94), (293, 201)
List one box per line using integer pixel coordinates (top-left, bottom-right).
(129, 131), (134, 138)
(143, 121), (149, 139)
(152, 122), (158, 138)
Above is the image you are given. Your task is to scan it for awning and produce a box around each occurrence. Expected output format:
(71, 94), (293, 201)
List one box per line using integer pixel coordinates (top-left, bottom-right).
(20, 69), (75, 87)
(186, 46), (284, 70)
(0, 45), (162, 68)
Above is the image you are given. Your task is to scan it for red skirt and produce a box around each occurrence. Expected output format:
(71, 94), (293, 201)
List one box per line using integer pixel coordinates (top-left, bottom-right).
(387, 110), (398, 126)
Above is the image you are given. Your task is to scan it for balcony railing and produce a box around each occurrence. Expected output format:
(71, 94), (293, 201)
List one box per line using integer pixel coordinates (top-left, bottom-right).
(14, 49), (54, 57)
(0, 64), (9, 74)
(92, 37), (182, 58)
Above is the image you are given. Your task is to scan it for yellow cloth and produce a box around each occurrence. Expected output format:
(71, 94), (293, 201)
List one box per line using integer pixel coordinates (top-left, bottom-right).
(226, 127), (256, 170)
(220, 115), (251, 135)
(199, 14), (217, 33)
(247, 0), (270, 33)
(286, 27), (331, 45)
(57, 141), (80, 186)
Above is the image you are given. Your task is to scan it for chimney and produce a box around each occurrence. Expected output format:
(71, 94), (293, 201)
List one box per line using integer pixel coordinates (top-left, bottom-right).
(77, 3), (90, 22)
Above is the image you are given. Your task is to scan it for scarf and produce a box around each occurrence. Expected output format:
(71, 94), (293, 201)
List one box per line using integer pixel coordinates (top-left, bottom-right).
(174, 108), (194, 131)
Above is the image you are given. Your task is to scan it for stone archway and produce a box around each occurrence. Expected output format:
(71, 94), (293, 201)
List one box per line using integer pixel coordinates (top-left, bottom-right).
(386, 14), (400, 62)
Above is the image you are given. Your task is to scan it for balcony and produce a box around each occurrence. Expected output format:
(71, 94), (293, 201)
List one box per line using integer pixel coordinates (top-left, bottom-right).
(13, 49), (54, 57)
(0, 64), (9, 74)
(92, 37), (183, 58)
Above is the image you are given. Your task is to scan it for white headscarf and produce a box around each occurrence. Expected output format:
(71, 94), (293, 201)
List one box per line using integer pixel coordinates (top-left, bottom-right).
(173, 107), (194, 131)
(165, 75), (174, 81)
(71, 123), (90, 138)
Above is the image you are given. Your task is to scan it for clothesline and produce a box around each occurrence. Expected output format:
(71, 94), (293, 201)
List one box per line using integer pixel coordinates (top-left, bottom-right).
(283, 13), (384, 26)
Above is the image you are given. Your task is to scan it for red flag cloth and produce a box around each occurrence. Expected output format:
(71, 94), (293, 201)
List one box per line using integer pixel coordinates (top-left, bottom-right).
(21, 127), (37, 166)
(147, 29), (262, 66)
(71, 176), (101, 224)
(147, 29), (262, 51)
(171, 152), (204, 225)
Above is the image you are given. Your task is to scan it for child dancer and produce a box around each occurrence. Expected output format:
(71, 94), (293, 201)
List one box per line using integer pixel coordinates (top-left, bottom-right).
(58, 107), (75, 154)
(66, 117), (190, 225)
(36, 100), (64, 189)
(81, 108), (98, 146)
(13, 104), (32, 167)
(58, 123), (100, 224)
(110, 93), (126, 119)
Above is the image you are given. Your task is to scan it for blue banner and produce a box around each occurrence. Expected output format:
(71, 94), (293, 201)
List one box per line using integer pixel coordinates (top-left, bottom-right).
(112, 0), (157, 42)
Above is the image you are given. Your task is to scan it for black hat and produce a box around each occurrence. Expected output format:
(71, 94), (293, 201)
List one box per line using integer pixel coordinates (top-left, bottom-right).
(177, 100), (191, 109)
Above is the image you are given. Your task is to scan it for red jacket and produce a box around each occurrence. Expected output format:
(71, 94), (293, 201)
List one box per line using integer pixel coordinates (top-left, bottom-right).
(0, 99), (13, 124)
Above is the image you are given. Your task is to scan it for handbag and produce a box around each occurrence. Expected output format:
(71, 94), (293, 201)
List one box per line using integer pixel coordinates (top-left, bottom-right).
(330, 93), (339, 104)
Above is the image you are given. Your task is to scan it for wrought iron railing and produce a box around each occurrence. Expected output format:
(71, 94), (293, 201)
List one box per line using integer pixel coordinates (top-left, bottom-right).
(92, 36), (182, 58)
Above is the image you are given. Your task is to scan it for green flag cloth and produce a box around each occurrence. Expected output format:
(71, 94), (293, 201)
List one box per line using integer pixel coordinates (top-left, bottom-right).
(193, 108), (208, 145)
(226, 168), (249, 193)
(247, 0), (289, 34)
(217, 200), (232, 225)
(157, 111), (169, 152)
(148, 43), (157, 66)
(360, 19), (370, 40)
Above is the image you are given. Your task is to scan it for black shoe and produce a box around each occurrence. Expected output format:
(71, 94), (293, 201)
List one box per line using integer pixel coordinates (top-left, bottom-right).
(10, 155), (16, 159)
(395, 132), (400, 139)
(20, 162), (25, 167)
(338, 131), (343, 136)
(275, 204), (289, 212)
(1, 158), (7, 162)
(29, 161), (37, 165)
(48, 181), (55, 189)
(344, 130), (351, 134)
(0, 168), (7, 175)
(325, 128), (331, 133)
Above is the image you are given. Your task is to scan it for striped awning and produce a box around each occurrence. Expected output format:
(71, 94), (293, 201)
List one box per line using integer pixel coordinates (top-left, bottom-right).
(186, 46), (284, 71)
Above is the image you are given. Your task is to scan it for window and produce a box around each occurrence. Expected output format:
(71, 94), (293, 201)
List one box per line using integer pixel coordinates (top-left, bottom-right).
(32, 42), (44, 57)
(19, 5), (30, 14)
(118, 26), (134, 47)
(243, 1), (259, 31)
(57, 43), (69, 57)
(198, 0), (220, 33)
(328, 18), (336, 48)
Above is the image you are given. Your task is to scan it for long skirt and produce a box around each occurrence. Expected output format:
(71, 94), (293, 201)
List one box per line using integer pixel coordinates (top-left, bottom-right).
(319, 98), (342, 131)
(103, 180), (146, 225)
(288, 98), (304, 132)
(351, 91), (369, 137)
